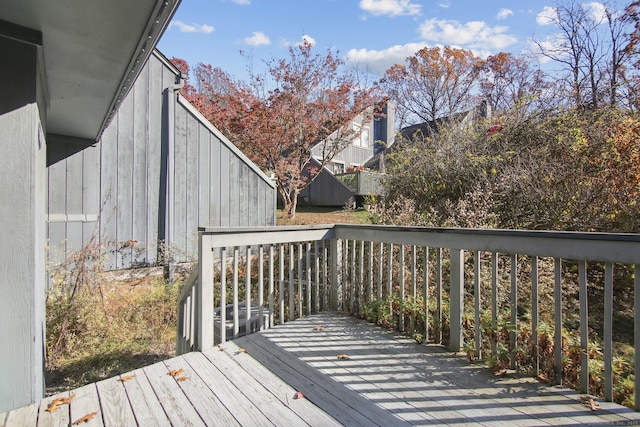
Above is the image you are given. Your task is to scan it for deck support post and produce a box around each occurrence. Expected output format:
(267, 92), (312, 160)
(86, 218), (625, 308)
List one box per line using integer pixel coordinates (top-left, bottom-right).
(197, 233), (214, 350)
(449, 249), (464, 352)
(330, 238), (342, 311)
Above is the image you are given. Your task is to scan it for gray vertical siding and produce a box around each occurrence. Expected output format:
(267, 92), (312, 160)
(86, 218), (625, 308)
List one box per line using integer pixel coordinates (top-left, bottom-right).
(47, 50), (276, 270)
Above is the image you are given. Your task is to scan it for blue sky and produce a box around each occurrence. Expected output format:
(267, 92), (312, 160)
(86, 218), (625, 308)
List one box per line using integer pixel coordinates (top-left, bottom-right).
(156, 0), (606, 81)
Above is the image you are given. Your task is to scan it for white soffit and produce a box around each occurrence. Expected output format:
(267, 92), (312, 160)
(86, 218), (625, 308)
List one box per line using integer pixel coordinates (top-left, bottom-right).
(1, 0), (180, 141)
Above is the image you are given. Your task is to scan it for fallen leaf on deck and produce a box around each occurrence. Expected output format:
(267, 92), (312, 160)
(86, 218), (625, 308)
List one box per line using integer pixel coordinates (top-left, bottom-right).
(580, 395), (601, 411)
(118, 375), (136, 382)
(237, 348), (248, 354)
(46, 394), (75, 412)
(337, 354), (350, 360)
(313, 325), (326, 331)
(494, 369), (507, 376)
(72, 412), (97, 425)
(167, 368), (184, 377)
(177, 376), (189, 381)
(219, 346), (224, 351)
(293, 391), (304, 399)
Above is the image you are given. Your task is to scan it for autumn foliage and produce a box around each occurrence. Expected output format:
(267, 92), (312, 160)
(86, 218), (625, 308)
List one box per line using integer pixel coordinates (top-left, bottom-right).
(173, 41), (380, 218)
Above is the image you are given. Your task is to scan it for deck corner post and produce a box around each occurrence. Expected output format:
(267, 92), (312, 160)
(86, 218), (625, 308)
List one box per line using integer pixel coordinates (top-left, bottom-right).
(449, 249), (464, 352)
(330, 238), (342, 311)
(197, 233), (215, 350)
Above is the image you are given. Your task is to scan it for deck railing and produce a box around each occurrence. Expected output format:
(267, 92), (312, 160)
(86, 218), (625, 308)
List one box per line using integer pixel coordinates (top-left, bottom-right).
(177, 224), (640, 409)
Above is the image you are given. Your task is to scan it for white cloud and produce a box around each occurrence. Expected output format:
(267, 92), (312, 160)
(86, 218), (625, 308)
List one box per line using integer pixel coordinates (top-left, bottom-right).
(438, 1), (450, 8)
(536, 6), (557, 26)
(231, 0), (250, 4)
(359, 0), (421, 17)
(418, 18), (517, 50)
(497, 8), (513, 20)
(584, 2), (607, 23)
(282, 34), (317, 47)
(244, 31), (271, 46)
(169, 20), (214, 34)
(345, 43), (426, 75)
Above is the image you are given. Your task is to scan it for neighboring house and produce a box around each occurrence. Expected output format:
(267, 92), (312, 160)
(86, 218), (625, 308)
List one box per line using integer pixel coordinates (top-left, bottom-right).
(47, 50), (276, 271)
(299, 101), (395, 207)
(365, 101), (492, 170)
(0, 0), (275, 413)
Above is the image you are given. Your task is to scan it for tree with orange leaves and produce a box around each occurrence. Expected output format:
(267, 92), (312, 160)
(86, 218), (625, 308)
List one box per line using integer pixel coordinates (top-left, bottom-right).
(174, 41), (380, 219)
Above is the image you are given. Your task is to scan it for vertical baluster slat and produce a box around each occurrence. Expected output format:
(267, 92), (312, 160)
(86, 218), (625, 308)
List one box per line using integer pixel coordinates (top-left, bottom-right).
(368, 241), (374, 304)
(436, 248), (443, 344)
(258, 246), (264, 330)
(297, 243), (303, 319)
(554, 258), (563, 385)
(510, 254), (518, 370)
(351, 240), (356, 314)
(245, 247), (252, 335)
(399, 245), (405, 332)
(268, 245), (274, 328)
(424, 247), (430, 343)
(315, 241), (320, 313)
(378, 242), (383, 301)
(579, 260), (589, 394)
(220, 247), (227, 343)
(474, 251), (481, 361)
(306, 242), (312, 316)
(279, 244), (285, 324)
(359, 240), (365, 313)
(289, 244), (295, 321)
(604, 261), (613, 401)
(411, 245), (417, 335)
(531, 256), (539, 376)
(233, 247), (239, 339)
(491, 253), (498, 355)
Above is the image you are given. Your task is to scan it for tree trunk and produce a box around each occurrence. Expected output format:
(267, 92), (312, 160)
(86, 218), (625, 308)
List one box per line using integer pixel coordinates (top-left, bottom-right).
(286, 189), (300, 219)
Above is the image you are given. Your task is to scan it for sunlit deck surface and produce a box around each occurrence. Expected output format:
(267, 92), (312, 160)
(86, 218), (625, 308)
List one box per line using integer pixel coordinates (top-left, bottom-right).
(4, 313), (640, 426)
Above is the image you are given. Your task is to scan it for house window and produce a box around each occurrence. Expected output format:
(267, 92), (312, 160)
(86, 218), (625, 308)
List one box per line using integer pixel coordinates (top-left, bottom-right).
(352, 123), (370, 148)
(326, 161), (345, 174)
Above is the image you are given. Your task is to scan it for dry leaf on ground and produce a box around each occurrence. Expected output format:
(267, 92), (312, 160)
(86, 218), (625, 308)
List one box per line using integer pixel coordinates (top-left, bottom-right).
(580, 396), (601, 411)
(337, 354), (350, 360)
(72, 412), (97, 424)
(237, 348), (248, 354)
(293, 391), (304, 399)
(118, 375), (136, 382)
(167, 368), (184, 377)
(46, 394), (75, 412)
(177, 376), (189, 381)
(313, 325), (327, 331)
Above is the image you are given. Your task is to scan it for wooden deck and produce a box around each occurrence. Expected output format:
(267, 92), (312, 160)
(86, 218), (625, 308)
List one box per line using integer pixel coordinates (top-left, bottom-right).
(3, 313), (640, 426)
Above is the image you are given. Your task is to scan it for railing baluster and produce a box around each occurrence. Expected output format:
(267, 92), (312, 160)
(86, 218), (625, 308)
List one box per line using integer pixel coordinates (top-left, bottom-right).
(359, 240), (365, 314)
(323, 241), (328, 310)
(279, 244), (285, 324)
(450, 249), (464, 352)
(510, 254), (518, 370)
(351, 240), (356, 314)
(233, 247), (239, 339)
(579, 260), (589, 394)
(298, 243), (303, 318)
(474, 251), (481, 361)
(436, 247), (442, 344)
(554, 257), (563, 385)
(378, 242), (383, 301)
(268, 245), (274, 328)
(258, 245), (264, 330)
(315, 242), (320, 313)
(604, 261), (613, 402)
(220, 247), (227, 343)
(368, 241), (374, 305)
(197, 234), (215, 350)
(423, 247), (429, 343)
(491, 253), (498, 355)
(387, 242), (393, 301)
(307, 242), (312, 316)
(399, 245), (405, 332)
(289, 244), (295, 320)
(531, 256), (539, 376)
(245, 246), (252, 335)
(411, 245), (417, 335)
(330, 238), (341, 311)
(635, 265), (640, 411)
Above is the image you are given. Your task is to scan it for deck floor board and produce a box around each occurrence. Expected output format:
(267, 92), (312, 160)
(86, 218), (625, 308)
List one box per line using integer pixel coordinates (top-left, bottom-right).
(3, 312), (640, 426)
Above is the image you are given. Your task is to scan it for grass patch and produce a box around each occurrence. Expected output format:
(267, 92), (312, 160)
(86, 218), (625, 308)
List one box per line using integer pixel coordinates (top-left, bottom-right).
(277, 206), (372, 226)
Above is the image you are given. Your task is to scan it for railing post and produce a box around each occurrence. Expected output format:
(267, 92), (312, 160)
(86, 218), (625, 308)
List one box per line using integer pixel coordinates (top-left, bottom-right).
(330, 238), (342, 310)
(449, 249), (464, 352)
(197, 233), (214, 351)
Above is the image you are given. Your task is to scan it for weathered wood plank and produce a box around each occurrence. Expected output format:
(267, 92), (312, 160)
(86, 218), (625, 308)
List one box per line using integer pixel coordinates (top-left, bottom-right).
(37, 391), (71, 427)
(96, 376), (136, 426)
(132, 64), (149, 267)
(118, 370), (171, 427)
(142, 358), (206, 426)
(2, 403), (38, 427)
(200, 345), (309, 426)
(236, 333), (410, 427)
(217, 341), (342, 427)
(115, 93), (135, 269)
(179, 351), (271, 426)
(164, 353), (240, 426)
(69, 383), (103, 427)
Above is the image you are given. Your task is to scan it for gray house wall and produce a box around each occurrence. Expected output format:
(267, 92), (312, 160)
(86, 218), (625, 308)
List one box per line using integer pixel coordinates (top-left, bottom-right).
(0, 37), (47, 412)
(47, 51), (276, 270)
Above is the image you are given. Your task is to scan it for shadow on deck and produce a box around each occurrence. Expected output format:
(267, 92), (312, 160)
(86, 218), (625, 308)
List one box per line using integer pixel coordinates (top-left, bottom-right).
(3, 313), (640, 426)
